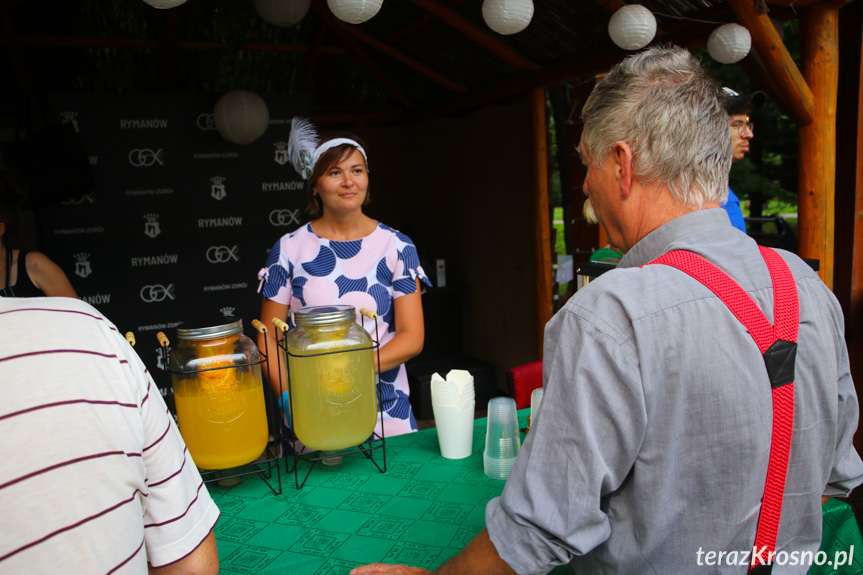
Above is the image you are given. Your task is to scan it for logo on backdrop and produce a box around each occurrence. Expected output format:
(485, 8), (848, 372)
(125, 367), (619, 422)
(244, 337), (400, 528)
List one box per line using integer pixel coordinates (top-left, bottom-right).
(140, 284), (175, 303)
(60, 111), (80, 133)
(74, 252), (92, 278)
(197, 113), (216, 131)
(129, 148), (165, 167)
(206, 245), (240, 263)
(274, 142), (289, 166)
(198, 216), (242, 228)
(120, 118), (168, 129)
(155, 348), (170, 371)
(61, 192), (96, 206)
(81, 293), (111, 306)
(131, 253), (179, 267)
(220, 306), (235, 317)
(262, 181), (303, 192)
(144, 214), (162, 239)
(210, 176), (226, 201)
(270, 208), (301, 227)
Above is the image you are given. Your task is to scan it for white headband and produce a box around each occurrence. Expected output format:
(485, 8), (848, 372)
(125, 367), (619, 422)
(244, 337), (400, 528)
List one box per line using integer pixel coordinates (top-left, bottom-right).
(312, 138), (369, 172)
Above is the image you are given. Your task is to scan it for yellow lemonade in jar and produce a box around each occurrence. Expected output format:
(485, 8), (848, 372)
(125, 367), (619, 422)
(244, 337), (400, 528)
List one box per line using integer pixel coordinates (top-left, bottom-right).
(286, 305), (378, 451)
(288, 343), (376, 450)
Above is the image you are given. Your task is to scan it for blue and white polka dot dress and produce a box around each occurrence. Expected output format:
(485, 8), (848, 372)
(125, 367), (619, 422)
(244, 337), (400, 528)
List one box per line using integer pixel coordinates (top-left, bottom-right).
(259, 221), (431, 437)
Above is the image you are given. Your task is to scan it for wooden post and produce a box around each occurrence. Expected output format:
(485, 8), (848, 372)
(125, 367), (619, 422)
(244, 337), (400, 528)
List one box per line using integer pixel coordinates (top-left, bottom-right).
(530, 88), (553, 357)
(835, 0), (863, 451)
(799, 5), (839, 287)
(568, 79), (599, 262)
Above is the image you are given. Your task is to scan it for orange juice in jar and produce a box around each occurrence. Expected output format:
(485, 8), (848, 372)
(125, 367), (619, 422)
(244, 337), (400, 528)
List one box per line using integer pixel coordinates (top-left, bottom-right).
(169, 319), (268, 470)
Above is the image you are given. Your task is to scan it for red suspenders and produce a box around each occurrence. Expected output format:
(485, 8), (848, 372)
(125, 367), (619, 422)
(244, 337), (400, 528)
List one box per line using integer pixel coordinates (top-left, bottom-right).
(646, 247), (799, 574)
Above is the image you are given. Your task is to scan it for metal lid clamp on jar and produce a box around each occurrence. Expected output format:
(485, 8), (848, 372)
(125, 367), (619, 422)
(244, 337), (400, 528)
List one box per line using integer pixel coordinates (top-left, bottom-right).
(168, 318), (266, 375)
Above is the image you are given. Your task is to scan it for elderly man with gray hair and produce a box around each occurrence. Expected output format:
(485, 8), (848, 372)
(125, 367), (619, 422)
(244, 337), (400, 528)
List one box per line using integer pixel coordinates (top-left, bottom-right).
(352, 44), (863, 575)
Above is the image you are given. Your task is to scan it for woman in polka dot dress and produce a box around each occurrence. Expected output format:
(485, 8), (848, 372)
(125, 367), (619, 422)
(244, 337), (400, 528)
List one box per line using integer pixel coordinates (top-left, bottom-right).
(258, 120), (431, 441)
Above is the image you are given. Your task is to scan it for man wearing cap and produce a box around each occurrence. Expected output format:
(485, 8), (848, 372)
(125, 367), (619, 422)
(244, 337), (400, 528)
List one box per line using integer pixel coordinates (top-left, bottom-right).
(722, 87), (766, 233)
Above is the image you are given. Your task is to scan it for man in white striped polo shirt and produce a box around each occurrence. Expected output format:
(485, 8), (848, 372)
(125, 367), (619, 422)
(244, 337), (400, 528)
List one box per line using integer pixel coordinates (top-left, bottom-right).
(0, 296), (220, 574)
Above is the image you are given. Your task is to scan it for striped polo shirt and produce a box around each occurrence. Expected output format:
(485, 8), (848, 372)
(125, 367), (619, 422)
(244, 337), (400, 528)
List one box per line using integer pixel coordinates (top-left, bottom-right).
(0, 297), (220, 573)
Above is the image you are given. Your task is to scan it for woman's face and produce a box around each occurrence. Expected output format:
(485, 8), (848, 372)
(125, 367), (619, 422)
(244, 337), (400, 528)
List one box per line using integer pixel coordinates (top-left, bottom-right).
(312, 149), (369, 215)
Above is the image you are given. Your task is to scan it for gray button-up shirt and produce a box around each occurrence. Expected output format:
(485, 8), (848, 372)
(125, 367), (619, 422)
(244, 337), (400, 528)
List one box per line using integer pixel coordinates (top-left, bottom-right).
(486, 209), (863, 574)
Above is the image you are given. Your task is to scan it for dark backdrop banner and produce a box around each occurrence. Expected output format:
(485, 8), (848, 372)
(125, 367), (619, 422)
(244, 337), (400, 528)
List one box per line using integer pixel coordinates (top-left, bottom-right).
(36, 92), (310, 393)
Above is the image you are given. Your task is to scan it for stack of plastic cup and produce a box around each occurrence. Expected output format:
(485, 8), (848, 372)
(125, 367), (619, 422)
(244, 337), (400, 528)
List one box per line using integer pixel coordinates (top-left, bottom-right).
(483, 397), (521, 479)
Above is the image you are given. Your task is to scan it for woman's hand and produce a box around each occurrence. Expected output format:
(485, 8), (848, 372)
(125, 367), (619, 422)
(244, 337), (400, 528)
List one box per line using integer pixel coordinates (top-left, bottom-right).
(259, 297), (290, 398)
(375, 279), (424, 373)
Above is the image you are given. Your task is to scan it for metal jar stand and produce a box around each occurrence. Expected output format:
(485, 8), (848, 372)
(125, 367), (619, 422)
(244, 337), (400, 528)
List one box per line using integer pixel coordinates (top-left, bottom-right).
(274, 308), (387, 490)
(157, 319), (282, 495)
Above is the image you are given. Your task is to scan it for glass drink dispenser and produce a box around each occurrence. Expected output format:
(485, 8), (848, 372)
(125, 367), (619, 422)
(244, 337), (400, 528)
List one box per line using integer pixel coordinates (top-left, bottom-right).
(169, 318), (269, 470)
(285, 305), (377, 451)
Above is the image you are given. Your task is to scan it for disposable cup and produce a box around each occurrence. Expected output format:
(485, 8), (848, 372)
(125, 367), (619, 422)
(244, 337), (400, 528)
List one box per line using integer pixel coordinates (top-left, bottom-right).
(433, 401), (474, 459)
(483, 397), (521, 479)
(530, 387), (544, 427)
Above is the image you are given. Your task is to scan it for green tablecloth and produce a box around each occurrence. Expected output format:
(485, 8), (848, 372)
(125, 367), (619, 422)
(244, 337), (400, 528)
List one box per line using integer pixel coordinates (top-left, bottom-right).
(210, 411), (862, 575)
(211, 413), (525, 574)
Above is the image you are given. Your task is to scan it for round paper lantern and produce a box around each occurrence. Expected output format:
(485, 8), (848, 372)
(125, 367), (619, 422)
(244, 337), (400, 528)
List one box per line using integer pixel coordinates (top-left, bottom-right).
(255, 0), (311, 27)
(608, 4), (656, 51)
(213, 90), (270, 145)
(481, 0), (534, 35)
(708, 23), (752, 64)
(142, 0), (188, 8)
(327, 0), (383, 24)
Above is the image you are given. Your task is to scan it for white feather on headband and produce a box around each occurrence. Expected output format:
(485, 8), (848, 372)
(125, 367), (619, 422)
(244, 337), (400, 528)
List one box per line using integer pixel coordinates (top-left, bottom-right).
(288, 117), (319, 180)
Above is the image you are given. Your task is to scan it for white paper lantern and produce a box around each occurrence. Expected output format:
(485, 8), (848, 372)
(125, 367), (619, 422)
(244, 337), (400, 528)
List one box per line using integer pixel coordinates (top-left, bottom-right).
(255, 0), (311, 27)
(608, 4), (656, 51)
(481, 0), (534, 35)
(213, 90), (270, 145)
(708, 23), (752, 64)
(142, 0), (188, 8)
(327, 0), (383, 24)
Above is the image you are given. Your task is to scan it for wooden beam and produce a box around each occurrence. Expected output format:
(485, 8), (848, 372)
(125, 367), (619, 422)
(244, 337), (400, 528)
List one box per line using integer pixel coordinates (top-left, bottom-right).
(530, 88), (552, 357)
(728, 0), (815, 126)
(386, 0), (465, 45)
(4, 34), (347, 53)
(407, 0), (540, 72)
(798, 4), (839, 287)
(401, 17), (720, 122)
(328, 16), (466, 92)
(312, 0), (413, 108)
(737, 49), (797, 122)
(301, 18), (328, 93)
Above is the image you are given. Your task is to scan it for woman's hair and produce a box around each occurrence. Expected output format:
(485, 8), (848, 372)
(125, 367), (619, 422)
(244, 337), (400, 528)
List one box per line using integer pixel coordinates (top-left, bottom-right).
(580, 44), (731, 208)
(306, 132), (371, 217)
(0, 170), (27, 249)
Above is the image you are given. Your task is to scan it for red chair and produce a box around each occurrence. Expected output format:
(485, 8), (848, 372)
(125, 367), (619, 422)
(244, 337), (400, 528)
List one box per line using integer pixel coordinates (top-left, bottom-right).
(506, 360), (543, 410)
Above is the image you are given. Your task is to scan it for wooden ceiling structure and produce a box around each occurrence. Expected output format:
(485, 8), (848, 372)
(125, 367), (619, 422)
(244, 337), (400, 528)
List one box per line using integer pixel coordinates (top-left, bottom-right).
(0, 0), (862, 389)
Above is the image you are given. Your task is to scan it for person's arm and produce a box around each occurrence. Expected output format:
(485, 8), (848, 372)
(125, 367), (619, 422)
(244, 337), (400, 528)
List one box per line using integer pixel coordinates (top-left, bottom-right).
(259, 297), (290, 398)
(25, 250), (78, 297)
(350, 529), (515, 575)
(375, 278), (424, 373)
(148, 530), (219, 575)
